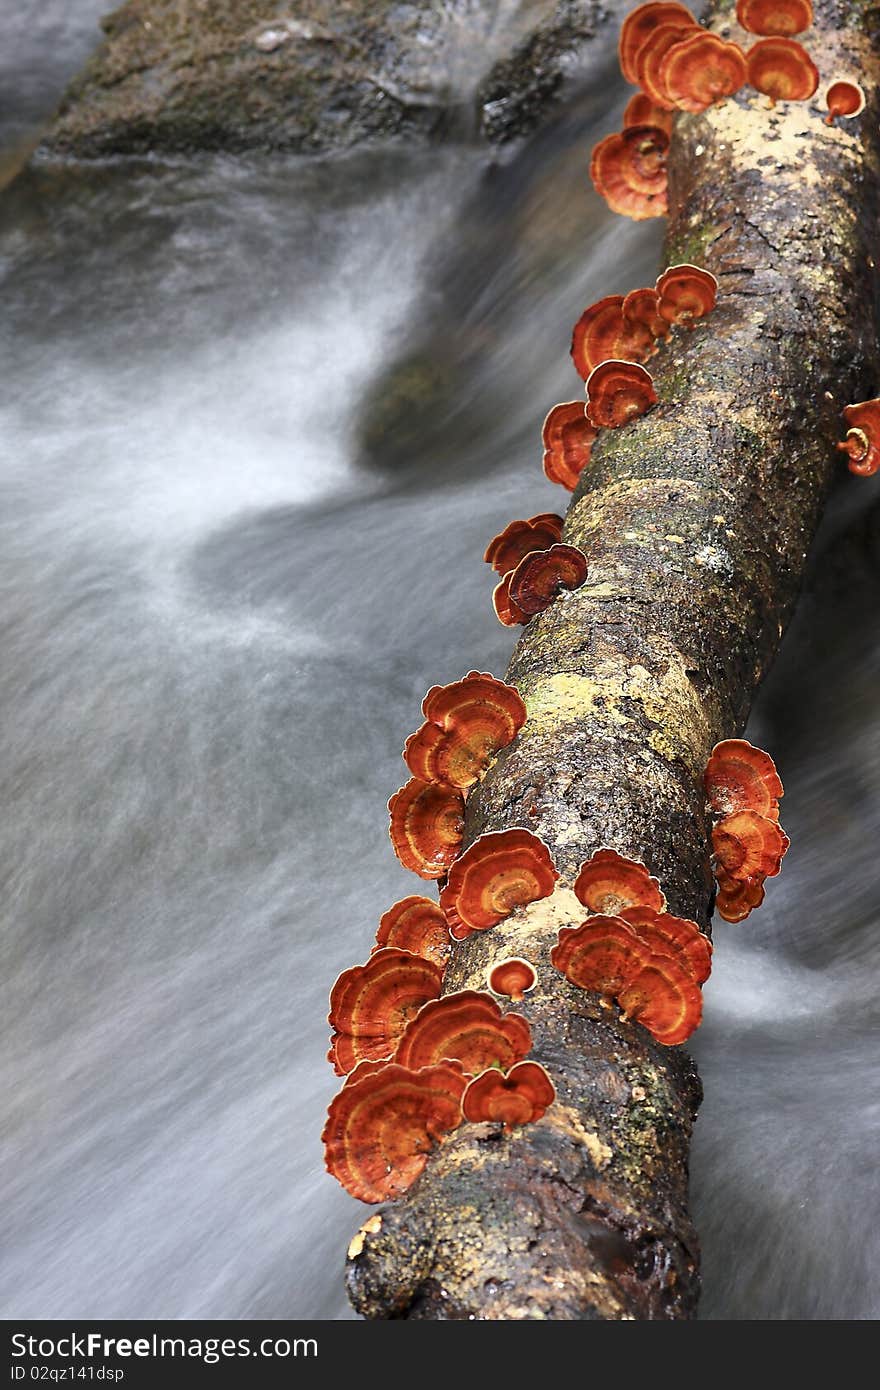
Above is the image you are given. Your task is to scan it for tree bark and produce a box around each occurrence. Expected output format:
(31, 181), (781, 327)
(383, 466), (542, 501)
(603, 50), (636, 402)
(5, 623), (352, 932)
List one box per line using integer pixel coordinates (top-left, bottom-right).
(346, 0), (880, 1320)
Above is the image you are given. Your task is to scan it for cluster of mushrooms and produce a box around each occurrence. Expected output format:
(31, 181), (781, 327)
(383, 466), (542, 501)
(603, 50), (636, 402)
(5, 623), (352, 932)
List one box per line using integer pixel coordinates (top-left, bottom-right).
(322, 0), (876, 1207)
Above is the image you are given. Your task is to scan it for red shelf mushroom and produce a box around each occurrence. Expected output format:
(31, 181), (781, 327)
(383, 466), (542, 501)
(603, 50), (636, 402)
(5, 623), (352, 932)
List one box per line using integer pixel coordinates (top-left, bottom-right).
(574, 848), (666, 916)
(617, 951), (703, 1045)
(462, 1060), (556, 1127)
(704, 738), (784, 820)
(746, 37), (818, 101)
(388, 777), (465, 878)
(619, 906), (713, 984)
(736, 0), (813, 36)
(571, 295), (654, 381)
(837, 398), (880, 477)
(323, 1061), (466, 1202)
(373, 896), (451, 971)
(714, 869), (767, 922)
(507, 543), (589, 620)
(618, 2), (698, 85)
(394, 990), (532, 1074)
(328, 947), (444, 1076)
(492, 572), (528, 627)
(552, 915), (650, 996)
(712, 810), (789, 883)
(660, 31), (747, 112)
(585, 360), (658, 428)
(655, 264), (718, 327)
(484, 515), (564, 576)
(590, 126), (670, 221)
(403, 672), (527, 789)
(487, 956), (538, 1002)
(440, 828), (559, 938)
(640, 19), (703, 109)
(623, 286), (671, 342)
(542, 401), (599, 490)
(824, 80), (866, 124)
(622, 92), (674, 136)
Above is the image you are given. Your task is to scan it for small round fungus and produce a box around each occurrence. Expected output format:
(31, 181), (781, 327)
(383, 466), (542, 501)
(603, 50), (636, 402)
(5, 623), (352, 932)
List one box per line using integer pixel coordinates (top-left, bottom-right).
(461, 1060), (556, 1127)
(746, 36), (819, 101)
(824, 80), (866, 123)
(440, 828), (559, 939)
(837, 399), (880, 477)
(573, 848), (666, 916)
(388, 777), (465, 878)
(585, 359), (658, 428)
(487, 956), (538, 1002)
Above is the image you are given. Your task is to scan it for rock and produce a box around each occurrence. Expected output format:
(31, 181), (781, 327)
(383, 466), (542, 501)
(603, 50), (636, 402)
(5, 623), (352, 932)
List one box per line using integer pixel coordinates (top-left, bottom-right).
(36, 0), (626, 160)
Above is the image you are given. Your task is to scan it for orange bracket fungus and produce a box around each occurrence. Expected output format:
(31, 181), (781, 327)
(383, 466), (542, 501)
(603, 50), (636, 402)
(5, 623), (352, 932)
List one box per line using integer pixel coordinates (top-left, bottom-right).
(712, 810), (790, 882)
(570, 295), (653, 380)
(506, 543), (589, 620)
(837, 398), (880, 476)
(736, 0), (813, 34)
(622, 286), (671, 342)
(552, 916), (650, 997)
(328, 947), (444, 1075)
(824, 79), (866, 123)
(640, 20), (703, 108)
(541, 401), (599, 490)
(487, 956), (538, 1002)
(704, 738), (784, 820)
(461, 1061), (556, 1128)
(492, 572), (528, 627)
(746, 37), (819, 101)
(618, 2), (697, 85)
(655, 263), (718, 326)
(622, 92), (674, 135)
(617, 953), (703, 1046)
(585, 360), (658, 428)
(483, 514), (564, 576)
(714, 870), (767, 923)
(322, 1061), (466, 1203)
(403, 671), (527, 790)
(590, 125), (670, 221)
(439, 828), (559, 939)
(388, 777), (465, 878)
(574, 847), (666, 916)
(660, 32), (747, 112)
(394, 990), (532, 1073)
(373, 896), (451, 971)
(619, 906), (713, 984)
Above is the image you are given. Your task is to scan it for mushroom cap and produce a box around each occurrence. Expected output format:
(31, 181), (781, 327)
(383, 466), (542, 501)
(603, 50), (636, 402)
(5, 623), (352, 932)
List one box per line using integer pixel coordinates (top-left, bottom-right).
(487, 956), (538, 1002)
(619, 906), (713, 984)
(839, 399), (880, 477)
(322, 1061), (466, 1202)
(622, 92), (674, 136)
(552, 915), (650, 995)
(585, 359), (658, 429)
(440, 828), (559, 938)
(328, 947), (444, 1076)
(704, 738), (783, 819)
(622, 286), (671, 341)
(617, 951), (703, 1045)
(655, 263), (718, 325)
(507, 543), (589, 619)
(640, 20), (703, 109)
(462, 1060), (556, 1127)
(618, 2), (698, 84)
(746, 36), (818, 100)
(712, 810), (789, 882)
(570, 295), (654, 381)
(824, 79), (866, 122)
(736, 0), (813, 36)
(661, 31), (748, 112)
(573, 847), (667, 916)
(484, 514), (565, 575)
(714, 870), (766, 922)
(589, 126), (670, 221)
(404, 672), (527, 788)
(542, 401), (599, 490)
(394, 989), (532, 1073)
(492, 571), (528, 627)
(388, 777), (465, 878)
(373, 896), (451, 970)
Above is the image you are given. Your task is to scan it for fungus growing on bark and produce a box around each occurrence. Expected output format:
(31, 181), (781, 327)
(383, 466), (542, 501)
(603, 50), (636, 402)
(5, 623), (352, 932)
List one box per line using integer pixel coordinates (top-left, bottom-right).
(640, 20), (703, 108)
(618, 2), (697, 84)
(824, 79), (866, 123)
(570, 296), (653, 380)
(487, 957), (538, 1002)
(617, 952), (704, 1045)
(388, 778), (465, 878)
(373, 896), (451, 971)
(461, 1061), (556, 1127)
(403, 672), (527, 789)
(623, 286), (671, 341)
(322, 1061), (466, 1203)
(328, 948), (444, 1075)
(483, 515), (564, 576)
(590, 126), (670, 221)
(439, 828), (559, 939)
(746, 37), (819, 101)
(712, 810), (789, 882)
(394, 990), (532, 1073)
(622, 92), (674, 135)
(573, 848), (666, 916)
(714, 870), (767, 923)
(704, 738), (784, 820)
(655, 263), (718, 326)
(661, 32), (748, 112)
(541, 402), (599, 489)
(619, 906), (713, 984)
(492, 573), (528, 627)
(551, 915), (649, 996)
(585, 360), (658, 428)
(736, 0), (813, 35)
(837, 398), (880, 476)
(506, 543), (589, 619)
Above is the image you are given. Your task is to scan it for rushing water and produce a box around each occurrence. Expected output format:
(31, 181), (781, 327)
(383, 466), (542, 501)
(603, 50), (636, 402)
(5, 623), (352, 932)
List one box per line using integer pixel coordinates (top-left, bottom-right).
(1, 9), (878, 1323)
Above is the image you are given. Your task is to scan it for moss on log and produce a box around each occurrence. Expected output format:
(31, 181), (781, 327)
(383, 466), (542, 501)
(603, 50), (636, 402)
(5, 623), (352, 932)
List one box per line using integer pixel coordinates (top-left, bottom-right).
(345, 0), (880, 1320)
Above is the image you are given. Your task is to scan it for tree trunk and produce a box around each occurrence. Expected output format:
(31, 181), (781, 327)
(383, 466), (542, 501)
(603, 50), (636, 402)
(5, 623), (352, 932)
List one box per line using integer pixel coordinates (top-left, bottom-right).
(346, 0), (880, 1320)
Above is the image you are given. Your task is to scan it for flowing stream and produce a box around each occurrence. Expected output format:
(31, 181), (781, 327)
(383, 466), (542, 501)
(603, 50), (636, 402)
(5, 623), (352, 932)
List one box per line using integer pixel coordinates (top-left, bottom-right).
(1, 4), (878, 1321)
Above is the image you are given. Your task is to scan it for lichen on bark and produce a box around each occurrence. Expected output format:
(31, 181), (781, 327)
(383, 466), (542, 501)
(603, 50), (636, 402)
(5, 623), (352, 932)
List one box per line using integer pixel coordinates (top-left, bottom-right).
(345, 0), (880, 1320)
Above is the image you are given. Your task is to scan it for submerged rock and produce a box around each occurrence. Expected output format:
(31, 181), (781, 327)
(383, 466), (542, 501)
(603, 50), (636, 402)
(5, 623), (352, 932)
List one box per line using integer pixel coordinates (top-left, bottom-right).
(37, 0), (621, 159)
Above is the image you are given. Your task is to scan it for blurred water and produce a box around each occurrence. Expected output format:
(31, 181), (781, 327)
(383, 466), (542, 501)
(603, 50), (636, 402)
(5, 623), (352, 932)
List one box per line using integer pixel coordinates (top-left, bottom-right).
(1, 12), (878, 1322)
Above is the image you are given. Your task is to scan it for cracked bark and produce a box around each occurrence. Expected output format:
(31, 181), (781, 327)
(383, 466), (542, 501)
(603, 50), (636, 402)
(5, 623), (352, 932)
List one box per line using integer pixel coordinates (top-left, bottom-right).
(345, 0), (880, 1320)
